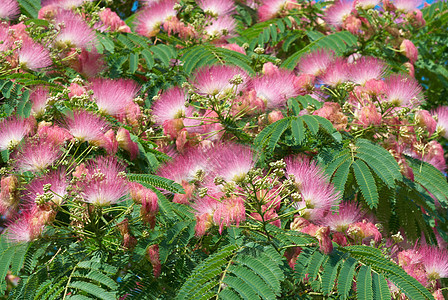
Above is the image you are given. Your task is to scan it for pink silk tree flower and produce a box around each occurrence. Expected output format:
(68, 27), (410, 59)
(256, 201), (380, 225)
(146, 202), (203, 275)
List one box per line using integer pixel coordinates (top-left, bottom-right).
(251, 69), (300, 110)
(415, 110), (437, 137)
(24, 168), (68, 206)
(0, 117), (34, 151)
(394, 0), (421, 13)
(397, 249), (428, 286)
(419, 245), (448, 280)
(151, 86), (187, 125)
(198, 0), (235, 16)
(319, 201), (364, 232)
(0, 24), (11, 51)
(64, 109), (109, 145)
(319, 57), (350, 87)
(17, 38), (52, 71)
(70, 48), (106, 78)
(297, 49), (335, 76)
(433, 106), (448, 139)
(213, 195), (246, 234)
(192, 195), (220, 237)
(356, 103), (382, 127)
(5, 208), (46, 243)
(324, 0), (355, 27)
(53, 9), (97, 49)
(14, 138), (62, 173)
(116, 128), (139, 160)
(41, 0), (90, 9)
(354, 0), (380, 9)
(190, 65), (249, 96)
(258, 0), (299, 22)
(0, 175), (19, 215)
(203, 15), (237, 42)
(348, 56), (387, 85)
(30, 87), (50, 116)
(37, 124), (72, 147)
(90, 78), (140, 117)
(136, 0), (177, 37)
(347, 220), (382, 243)
(97, 8), (131, 33)
(0, 0), (20, 20)
(383, 74), (423, 108)
(146, 244), (161, 278)
(74, 156), (129, 206)
(286, 156), (340, 221)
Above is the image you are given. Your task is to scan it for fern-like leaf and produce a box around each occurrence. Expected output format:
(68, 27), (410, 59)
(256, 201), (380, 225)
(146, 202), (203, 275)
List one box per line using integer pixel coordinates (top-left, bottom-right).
(127, 173), (185, 194)
(352, 160), (379, 208)
(357, 265), (373, 300)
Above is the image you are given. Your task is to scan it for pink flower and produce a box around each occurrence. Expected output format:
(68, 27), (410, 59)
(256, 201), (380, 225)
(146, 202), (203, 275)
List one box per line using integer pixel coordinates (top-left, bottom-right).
(354, 0), (380, 9)
(316, 226), (333, 254)
(41, 0), (90, 9)
(53, 9), (97, 49)
(347, 220), (382, 243)
(313, 102), (348, 131)
(198, 0), (235, 16)
(258, 0), (299, 22)
(65, 110), (109, 145)
(419, 245), (448, 279)
(319, 57), (350, 86)
(18, 38), (52, 71)
(286, 156), (340, 221)
(74, 156), (129, 206)
(251, 69), (300, 110)
(348, 56), (387, 85)
(0, 24), (11, 51)
(0, 0), (20, 20)
(129, 183), (158, 227)
(192, 195), (220, 237)
(415, 140), (446, 172)
(37, 124), (71, 146)
(213, 195), (246, 233)
(14, 138), (62, 173)
(394, 0), (421, 13)
(415, 110), (437, 136)
(30, 87), (49, 116)
(400, 39), (418, 64)
(320, 201), (364, 232)
(97, 8), (131, 33)
(136, 0), (177, 37)
(383, 74), (423, 108)
(5, 209), (45, 243)
(219, 43), (246, 54)
(397, 249), (428, 286)
(356, 103), (382, 127)
(297, 49), (335, 76)
(24, 168), (68, 206)
(190, 65), (248, 96)
(90, 78), (140, 117)
(152, 86), (187, 125)
(434, 106), (448, 139)
(204, 16), (237, 41)
(0, 117), (34, 151)
(71, 49), (106, 78)
(324, 0), (354, 27)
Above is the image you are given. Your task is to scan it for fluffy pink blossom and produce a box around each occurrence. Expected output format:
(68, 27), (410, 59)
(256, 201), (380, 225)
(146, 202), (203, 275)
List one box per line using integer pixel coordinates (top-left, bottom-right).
(415, 140), (446, 172)
(53, 9), (97, 49)
(356, 103), (382, 127)
(313, 102), (348, 131)
(433, 106), (448, 139)
(136, 0), (177, 37)
(204, 15), (237, 41)
(74, 156), (129, 206)
(251, 69), (300, 110)
(213, 195), (246, 233)
(324, 0), (354, 27)
(116, 128), (139, 160)
(383, 74), (423, 108)
(5, 209), (46, 243)
(415, 110), (437, 137)
(419, 245), (448, 280)
(348, 56), (387, 85)
(24, 169), (68, 206)
(286, 156), (340, 221)
(18, 38), (52, 71)
(354, 0), (380, 9)
(129, 183), (158, 227)
(297, 49), (335, 76)
(192, 195), (220, 236)
(347, 220), (382, 243)
(0, 0), (20, 20)
(41, 0), (90, 9)
(14, 139), (61, 173)
(152, 86), (187, 125)
(398, 249), (428, 286)
(65, 110), (109, 145)
(320, 202), (364, 232)
(319, 57), (350, 86)
(70, 48), (106, 78)
(0, 24), (11, 51)
(146, 244), (161, 278)
(0, 175), (19, 214)
(90, 78), (140, 117)
(190, 65), (248, 96)
(30, 87), (49, 116)
(258, 0), (299, 22)
(219, 43), (246, 54)
(37, 124), (72, 146)
(394, 0), (421, 12)
(198, 0), (235, 16)
(0, 117), (34, 151)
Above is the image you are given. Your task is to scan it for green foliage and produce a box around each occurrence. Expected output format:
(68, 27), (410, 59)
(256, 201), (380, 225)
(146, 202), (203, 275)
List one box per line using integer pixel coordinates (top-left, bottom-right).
(17, 0), (41, 18)
(281, 31), (358, 70)
(127, 173), (185, 194)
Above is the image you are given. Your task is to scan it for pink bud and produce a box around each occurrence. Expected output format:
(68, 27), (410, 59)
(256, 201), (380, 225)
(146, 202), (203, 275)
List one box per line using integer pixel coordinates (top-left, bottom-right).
(407, 9), (426, 28)
(358, 104), (382, 127)
(400, 39), (418, 64)
(268, 110), (284, 124)
(0, 175), (19, 214)
(316, 226), (333, 254)
(116, 128), (139, 160)
(415, 110), (437, 136)
(343, 15), (362, 35)
(146, 244), (161, 278)
(262, 62), (279, 76)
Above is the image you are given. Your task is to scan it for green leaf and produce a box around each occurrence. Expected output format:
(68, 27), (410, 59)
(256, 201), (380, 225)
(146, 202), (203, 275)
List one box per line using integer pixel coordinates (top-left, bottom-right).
(68, 281), (115, 300)
(128, 53), (139, 74)
(141, 49), (154, 69)
(337, 257), (358, 300)
(357, 265), (373, 300)
(127, 173), (185, 194)
(372, 273), (390, 300)
(291, 118), (305, 145)
(18, 0), (40, 18)
(222, 275), (261, 300)
(322, 252), (343, 295)
(352, 160), (379, 208)
(332, 159), (352, 193)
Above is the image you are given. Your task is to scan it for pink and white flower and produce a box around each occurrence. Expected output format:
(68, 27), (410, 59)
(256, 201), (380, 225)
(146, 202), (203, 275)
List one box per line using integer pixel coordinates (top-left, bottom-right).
(14, 139), (61, 173)
(53, 9), (97, 49)
(0, 117), (34, 151)
(383, 74), (423, 108)
(198, 0), (235, 16)
(136, 0), (177, 37)
(297, 49), (335, 76)
(348, 56), (387, 85)
(64, 110), (109, 144)
(190, 65), (248, 96)
(324, 0), (354, 27)
(0, 0), (20, 20)
(18, 38), (52, 71)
